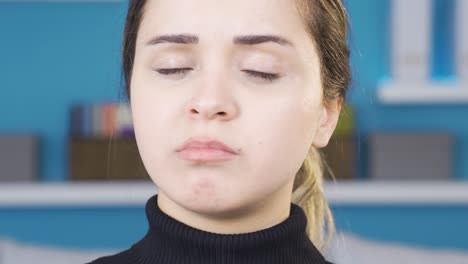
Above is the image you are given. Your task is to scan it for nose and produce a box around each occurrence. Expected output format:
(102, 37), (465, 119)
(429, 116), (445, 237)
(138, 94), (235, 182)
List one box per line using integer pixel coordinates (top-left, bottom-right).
(186, 71), (239, 122)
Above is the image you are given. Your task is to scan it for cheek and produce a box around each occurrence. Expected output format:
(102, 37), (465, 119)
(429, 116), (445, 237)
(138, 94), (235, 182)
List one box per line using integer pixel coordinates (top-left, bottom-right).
(130, 76), (180, 178)
(130, 65), (184, 145)
(243, 96), (321, 185)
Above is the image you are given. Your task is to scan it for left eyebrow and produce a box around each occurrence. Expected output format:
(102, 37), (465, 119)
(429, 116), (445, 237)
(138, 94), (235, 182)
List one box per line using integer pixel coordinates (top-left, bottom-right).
(145, 34), (294, 48)
(233, 34), (294, 48)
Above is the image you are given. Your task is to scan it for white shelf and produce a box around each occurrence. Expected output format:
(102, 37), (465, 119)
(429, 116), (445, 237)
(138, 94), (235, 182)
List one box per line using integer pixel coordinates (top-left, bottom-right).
(0, 181), (157, 207)
(378, 82), (468, 104)
(1, 180), (468, 207)
(324, 180), (468, 205)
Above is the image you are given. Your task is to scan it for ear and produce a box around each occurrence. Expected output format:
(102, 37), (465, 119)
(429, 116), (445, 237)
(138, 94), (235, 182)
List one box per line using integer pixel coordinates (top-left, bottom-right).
(312, 98), (343, 148)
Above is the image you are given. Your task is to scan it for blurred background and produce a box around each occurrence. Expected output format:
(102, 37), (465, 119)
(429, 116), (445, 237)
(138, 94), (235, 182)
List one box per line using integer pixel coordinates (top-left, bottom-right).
(0, 0), (467, 263)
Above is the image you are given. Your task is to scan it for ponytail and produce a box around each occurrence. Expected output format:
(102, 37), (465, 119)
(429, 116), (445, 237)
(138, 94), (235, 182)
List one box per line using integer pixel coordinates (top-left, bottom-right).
(291, 0), (350, 253)
(292, 146), (336, 253)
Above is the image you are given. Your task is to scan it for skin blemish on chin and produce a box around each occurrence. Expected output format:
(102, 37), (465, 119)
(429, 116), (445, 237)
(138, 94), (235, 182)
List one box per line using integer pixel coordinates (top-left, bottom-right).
(193, 180), (213, 194)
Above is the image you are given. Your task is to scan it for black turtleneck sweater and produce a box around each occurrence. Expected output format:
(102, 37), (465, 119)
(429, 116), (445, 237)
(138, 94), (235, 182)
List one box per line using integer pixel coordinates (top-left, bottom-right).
(87, 194), (334, 264)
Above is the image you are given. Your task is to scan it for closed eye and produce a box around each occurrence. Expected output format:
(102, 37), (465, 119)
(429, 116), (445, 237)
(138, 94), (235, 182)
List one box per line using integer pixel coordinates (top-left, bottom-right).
(154, 68), (192, 75)
(241, 70), (280, 82)
(153, 68), (280, 82)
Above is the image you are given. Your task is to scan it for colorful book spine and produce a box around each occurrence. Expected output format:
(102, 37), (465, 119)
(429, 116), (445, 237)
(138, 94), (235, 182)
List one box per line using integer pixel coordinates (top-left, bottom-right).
(103, 103), (117, 138)
(116, 103), (134, 138)
(70, 104), (83, 137)
(92, 103), (103, 138)
(69, 102), (133, 138)
(82, 104), (92, 138)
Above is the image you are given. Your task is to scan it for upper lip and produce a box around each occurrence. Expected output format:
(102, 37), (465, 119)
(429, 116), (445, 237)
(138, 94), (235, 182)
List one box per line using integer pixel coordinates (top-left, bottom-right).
(176, 137), (239, 154)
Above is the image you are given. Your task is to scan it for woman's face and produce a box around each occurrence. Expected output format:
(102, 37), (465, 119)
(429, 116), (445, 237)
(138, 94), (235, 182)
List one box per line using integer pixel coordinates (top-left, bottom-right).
(131, 0), (339, 215)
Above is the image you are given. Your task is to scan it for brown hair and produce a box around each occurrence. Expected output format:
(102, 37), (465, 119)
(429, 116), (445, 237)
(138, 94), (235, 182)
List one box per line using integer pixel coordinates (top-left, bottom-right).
(121, 0), (351, 253)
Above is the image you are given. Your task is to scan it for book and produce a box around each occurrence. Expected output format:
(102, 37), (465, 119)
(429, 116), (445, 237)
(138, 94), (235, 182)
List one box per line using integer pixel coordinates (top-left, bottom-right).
(0, 135), (39, 182)
(368, 132), (453, 180)
(391, 0), (432, 83)
(69, 137), (149, 181)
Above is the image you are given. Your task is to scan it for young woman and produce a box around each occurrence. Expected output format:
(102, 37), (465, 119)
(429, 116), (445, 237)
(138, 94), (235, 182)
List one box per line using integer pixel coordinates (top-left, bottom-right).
(89, 0), (350, 263)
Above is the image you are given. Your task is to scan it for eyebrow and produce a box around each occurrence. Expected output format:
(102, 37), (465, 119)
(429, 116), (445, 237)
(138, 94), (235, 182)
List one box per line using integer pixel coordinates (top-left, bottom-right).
(145, 34), (294, 48)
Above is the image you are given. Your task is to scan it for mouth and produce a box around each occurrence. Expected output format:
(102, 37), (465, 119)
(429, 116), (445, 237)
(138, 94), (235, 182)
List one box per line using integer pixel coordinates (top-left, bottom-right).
(175, 137), (239, 162)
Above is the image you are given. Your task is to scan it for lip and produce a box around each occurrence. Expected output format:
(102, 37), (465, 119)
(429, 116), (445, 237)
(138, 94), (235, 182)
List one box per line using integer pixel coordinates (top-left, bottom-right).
(175, 137), (239, 162)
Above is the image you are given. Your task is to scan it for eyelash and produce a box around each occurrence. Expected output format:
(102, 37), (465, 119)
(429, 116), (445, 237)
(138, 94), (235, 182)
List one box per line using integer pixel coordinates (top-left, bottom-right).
(154, 68), (280, 82)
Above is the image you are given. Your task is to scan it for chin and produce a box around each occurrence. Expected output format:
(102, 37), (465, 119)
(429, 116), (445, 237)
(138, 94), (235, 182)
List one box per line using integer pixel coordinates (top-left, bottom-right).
(179, 190), (249, 217)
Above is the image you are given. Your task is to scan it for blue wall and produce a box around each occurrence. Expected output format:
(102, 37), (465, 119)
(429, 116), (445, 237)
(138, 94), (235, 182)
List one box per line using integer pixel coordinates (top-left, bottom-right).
(0, 204), (467, 251)
(0, 2), (128, 181)
(0, 0), (467, 180)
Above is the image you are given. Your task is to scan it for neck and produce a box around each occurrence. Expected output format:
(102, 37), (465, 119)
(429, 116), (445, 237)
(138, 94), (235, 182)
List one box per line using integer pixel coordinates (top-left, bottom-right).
(156, 182), (294, 234)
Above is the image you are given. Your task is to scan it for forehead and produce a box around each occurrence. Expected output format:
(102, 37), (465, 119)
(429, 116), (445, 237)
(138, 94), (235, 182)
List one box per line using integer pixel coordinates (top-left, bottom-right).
(138, 0), (309, 45)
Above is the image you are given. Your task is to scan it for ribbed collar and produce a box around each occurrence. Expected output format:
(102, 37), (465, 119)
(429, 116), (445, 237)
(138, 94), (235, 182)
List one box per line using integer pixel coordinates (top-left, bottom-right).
(128, 194), (330, 264)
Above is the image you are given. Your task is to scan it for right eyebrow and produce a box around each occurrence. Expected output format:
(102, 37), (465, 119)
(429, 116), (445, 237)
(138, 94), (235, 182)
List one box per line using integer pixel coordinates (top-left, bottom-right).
(146, 34), (199, 46)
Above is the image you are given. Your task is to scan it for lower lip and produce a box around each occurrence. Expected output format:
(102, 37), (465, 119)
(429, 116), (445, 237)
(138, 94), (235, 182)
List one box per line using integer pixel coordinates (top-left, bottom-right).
(176, 148), (238, 162)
